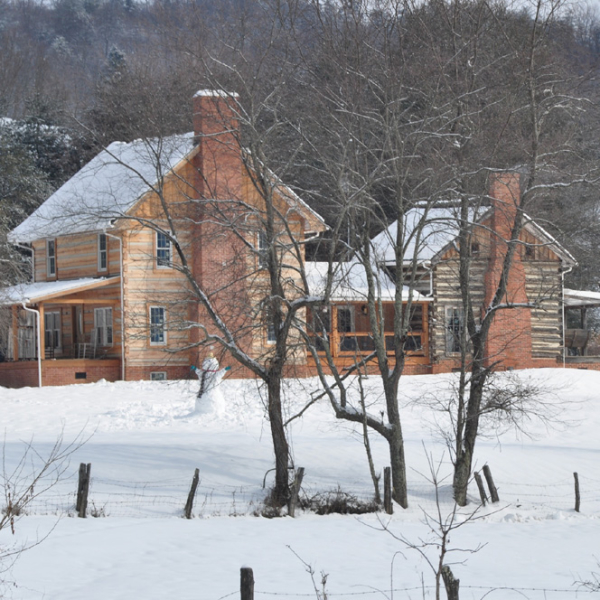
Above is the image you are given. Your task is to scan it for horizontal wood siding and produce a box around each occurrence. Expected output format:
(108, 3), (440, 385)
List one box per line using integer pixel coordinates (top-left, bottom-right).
(33, 233), (120, 282)
(121, 226), (191, 369)
(431, 258), (486, 361)
(524, 261), (562, 358)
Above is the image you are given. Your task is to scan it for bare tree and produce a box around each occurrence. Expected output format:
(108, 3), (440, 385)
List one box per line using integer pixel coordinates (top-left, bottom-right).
(413, 0), (597, 505)
(52, 0), (328, 507)
(0, 431), (87, 592)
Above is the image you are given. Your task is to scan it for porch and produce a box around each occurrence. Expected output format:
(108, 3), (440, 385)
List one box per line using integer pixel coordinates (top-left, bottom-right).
(563, 288), (600, 366)
(0, 276), (122, 387)
(307, 301), (431, 370)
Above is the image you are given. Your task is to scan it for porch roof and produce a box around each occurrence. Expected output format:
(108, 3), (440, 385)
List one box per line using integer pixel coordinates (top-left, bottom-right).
(0, 276), (120, 306)
(305, 261), (431, 303)
(564, 288), (600, 308)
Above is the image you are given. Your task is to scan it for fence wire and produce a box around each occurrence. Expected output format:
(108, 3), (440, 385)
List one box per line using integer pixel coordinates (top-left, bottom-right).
(16, 468), (600, 518)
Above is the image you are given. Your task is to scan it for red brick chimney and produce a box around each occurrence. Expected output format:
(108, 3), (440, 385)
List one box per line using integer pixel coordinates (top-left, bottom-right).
(483, 172), (532, 369)
(188, 90), (247, 366)
(193, 90), (239, 145)
(192, 90), (242, 200)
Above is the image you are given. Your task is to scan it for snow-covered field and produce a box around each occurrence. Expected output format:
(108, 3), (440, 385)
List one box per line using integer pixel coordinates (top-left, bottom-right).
(1, 369), (600, 599)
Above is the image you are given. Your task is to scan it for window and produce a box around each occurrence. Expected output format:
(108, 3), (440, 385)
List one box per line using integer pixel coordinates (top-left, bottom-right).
(265, 307), (277, 343)
(524, 244), (535, 260)
(445, 307), (464, 354)
(337, 306), (355, 334)
(94, 307), (113, 346)
(18, 310), (37, 359)
(150, 306), (166, 345)
(98, 234), (107, 272)
(257, 231), (268, 269)
(337, 306), (357, 352)
(156, 232), (171, 268)
(310, 305), (331, 352)
(267, 320), (276, 343)
(44, 311), (61, 350)
(46, 239), (56, 277)
(151, 371), (167, 381)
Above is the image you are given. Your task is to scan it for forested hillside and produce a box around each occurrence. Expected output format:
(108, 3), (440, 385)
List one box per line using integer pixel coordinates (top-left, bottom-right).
(2, 0), (600, 287)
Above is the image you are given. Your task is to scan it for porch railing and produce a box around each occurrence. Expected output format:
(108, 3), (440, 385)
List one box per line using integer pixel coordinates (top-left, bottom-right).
(313, 331), (425, 357)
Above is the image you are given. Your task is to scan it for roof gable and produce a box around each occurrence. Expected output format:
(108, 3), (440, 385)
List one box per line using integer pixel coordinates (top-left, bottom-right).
(9, 133), (197, 243)
(9, 132), (325, 243)
(372, 206), (576, 267)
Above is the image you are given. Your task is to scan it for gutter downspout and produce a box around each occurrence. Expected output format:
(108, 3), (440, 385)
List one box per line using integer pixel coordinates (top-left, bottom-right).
(21, 301), (42, 387)
(561, 265), (573, 368)
(105, 231), (126, 382)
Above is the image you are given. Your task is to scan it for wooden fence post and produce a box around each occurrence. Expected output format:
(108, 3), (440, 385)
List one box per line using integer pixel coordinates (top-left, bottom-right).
(76, 463), (91, 518)
(383, 467), (393, 514)
(482, 464), (499, 503)
(474, 471), (488, 506)
(240, 567), (254, 600)
(441, 565), (460, 600)
(288, 467), (305, 518)
(184, 468), (200, 519)
(574, 472), (581, 512)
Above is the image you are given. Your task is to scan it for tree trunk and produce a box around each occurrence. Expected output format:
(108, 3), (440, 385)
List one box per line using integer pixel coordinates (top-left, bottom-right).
(453, 364), (486, 506)
(389, 424), (408, 508)
(267, 376), (290, 506)
(453, 450), (472, 507)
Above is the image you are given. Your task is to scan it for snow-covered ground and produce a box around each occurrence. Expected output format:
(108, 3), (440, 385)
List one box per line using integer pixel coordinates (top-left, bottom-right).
(1, 369), (600, 599)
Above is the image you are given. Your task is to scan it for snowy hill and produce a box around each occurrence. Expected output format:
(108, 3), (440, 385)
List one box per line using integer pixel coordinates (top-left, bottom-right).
(2, 369), (600, 599)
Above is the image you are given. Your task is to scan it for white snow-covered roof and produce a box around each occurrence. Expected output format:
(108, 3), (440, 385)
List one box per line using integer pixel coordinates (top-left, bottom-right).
(564, 288), (600, 308)
(9, 133), (196, 243)
(371, 207), (483, 265)
(0, 276), (120, 306)
(9, 129), (326, 243)
(305, 261), (429, 302)
(372, 206), (577, 267)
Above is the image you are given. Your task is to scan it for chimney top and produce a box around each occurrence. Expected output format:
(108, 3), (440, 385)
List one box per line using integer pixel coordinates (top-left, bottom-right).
(193, 89), (239, 99)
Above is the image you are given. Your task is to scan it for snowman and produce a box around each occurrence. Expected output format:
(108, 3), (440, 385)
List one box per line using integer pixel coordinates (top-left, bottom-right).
(191, 354), (231, 414)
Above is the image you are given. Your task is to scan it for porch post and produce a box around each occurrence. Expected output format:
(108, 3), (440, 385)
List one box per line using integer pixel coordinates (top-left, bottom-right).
(582, 308), (588, 356)
(331, 305), (339, 358)
(39, 303), (45, 360)
(21, 302), (42, 387)
(11, 305), (18, 361)
(422, 302), (429, 359)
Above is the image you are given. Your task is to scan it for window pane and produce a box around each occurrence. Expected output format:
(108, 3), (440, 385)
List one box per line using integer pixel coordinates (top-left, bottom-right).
(337, 307), (354, 333)
(446, 308), (464, 354)
(157, 233), (171, 267)
(47, 240), (56, 276)
(150, 307), (165, 343)
(258, 231), (268, 269)
(99, 234), (107, 270)
(94, 307), (113, 346)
